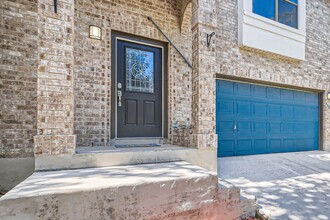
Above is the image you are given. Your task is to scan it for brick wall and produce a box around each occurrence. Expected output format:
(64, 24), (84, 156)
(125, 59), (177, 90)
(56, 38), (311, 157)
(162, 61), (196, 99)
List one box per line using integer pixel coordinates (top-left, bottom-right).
(1, 0), (329, 156)
(34, 0), (76, 156)
(74, 0), (193, 147)
(216, 0), (330, 150)
(0, 0), (38, 158)
(216, 0), (330, 89)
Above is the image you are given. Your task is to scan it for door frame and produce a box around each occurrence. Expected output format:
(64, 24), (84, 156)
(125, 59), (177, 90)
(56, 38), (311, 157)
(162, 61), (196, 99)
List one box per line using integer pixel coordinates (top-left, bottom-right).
(111, 32), (168, 140)
(215, 74), (324, 152)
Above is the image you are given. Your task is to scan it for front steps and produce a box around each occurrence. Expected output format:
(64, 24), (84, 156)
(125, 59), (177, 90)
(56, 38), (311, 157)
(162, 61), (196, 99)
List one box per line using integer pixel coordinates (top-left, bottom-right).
(35, 145), (197, 171)
(0, 162), (249, 220)
(218, 179), (258, 218)
(34, 145), (218, 173)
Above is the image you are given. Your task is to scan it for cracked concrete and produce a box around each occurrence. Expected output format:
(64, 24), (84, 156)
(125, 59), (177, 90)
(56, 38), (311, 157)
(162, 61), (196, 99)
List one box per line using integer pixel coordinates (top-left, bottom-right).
(218, 151), (330, 220)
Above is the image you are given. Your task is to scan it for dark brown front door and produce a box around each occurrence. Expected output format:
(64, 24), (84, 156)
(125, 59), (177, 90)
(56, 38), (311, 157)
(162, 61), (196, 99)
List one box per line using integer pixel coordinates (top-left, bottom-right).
(117, 40), (162, 138)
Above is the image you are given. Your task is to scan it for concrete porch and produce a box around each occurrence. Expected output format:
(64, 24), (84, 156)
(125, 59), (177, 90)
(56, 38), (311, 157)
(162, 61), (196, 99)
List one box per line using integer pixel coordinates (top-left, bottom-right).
(0, 161), (248, 220)
(35, 145), (218, 172)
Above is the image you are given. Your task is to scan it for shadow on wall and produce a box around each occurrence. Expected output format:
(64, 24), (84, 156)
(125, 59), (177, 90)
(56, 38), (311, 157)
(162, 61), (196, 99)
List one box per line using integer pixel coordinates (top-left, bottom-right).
(0, 157), (35, 193)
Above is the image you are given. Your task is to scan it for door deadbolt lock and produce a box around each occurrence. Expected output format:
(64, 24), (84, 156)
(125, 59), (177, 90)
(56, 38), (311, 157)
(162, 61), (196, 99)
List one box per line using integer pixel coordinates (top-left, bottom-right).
(118, 90), (122, 107)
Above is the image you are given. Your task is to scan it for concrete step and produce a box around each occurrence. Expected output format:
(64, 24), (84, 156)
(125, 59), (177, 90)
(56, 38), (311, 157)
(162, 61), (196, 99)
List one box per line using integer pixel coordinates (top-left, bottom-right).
(0, 161), (244, 220)
(218, 179), (258, 219)
(35, 145), (199, 171)
(240, 194), (258, 218)
(112, 138), (163, 145)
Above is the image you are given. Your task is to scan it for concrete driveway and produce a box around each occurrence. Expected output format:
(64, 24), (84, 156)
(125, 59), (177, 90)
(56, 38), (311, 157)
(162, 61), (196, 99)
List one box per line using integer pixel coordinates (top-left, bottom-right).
(218, 151), (330, 220)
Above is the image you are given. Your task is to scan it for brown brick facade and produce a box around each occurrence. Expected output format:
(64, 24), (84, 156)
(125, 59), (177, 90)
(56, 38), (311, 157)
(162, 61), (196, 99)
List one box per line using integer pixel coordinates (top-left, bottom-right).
(73, 0), (193, 148)
(0, 0), (329, 159)
(0, 0), (38, 158)
(191, 0), (218, 149)
(33, 0), (76, 156)
(215, 0), (330, 151)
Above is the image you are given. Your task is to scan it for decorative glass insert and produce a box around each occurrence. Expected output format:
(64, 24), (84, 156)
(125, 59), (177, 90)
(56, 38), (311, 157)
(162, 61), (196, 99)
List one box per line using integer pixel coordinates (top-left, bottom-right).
(253, 0), (298, 29)
(126, 48), (154, 93)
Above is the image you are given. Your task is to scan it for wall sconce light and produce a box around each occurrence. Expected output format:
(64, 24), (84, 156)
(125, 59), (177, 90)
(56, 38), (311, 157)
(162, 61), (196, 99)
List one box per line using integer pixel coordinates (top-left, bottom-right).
(327, 92), (330, 100)
(89, 25), (102, 40)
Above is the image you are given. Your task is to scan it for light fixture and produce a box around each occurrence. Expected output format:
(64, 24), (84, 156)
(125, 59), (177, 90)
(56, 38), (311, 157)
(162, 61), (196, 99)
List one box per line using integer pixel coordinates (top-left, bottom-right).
(327, 92), (330, 100)
(89, 25), (102, 40)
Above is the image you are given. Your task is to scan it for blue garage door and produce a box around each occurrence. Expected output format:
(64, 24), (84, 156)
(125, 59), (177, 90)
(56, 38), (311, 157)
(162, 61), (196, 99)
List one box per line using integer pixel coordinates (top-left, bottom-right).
(216, 80), (319, 157)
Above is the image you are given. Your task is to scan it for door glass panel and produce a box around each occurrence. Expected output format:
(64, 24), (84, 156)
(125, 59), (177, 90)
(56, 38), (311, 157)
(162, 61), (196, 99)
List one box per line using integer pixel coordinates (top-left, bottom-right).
(126, 48), (154, 93)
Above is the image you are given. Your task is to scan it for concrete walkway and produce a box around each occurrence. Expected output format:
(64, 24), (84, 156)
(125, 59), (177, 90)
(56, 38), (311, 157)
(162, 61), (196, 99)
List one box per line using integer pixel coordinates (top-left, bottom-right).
(218, 151), (330, 220)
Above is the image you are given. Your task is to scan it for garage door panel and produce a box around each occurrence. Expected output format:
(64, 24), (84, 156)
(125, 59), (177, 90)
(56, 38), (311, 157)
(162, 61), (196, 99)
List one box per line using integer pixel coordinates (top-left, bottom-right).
(218, 140), (235, 156)
(313, 122), (319, 133)
(307, 107), (319, 120)
(306, 93), (318, 104)
(283, 139), (295, 151)
(235, 84), (251, 96)
(269, 139), (282, 153)
(254, 139), (268, 152)
(254, 122), (267, 133)
(252, 85), (267, 98)
(253, 103), (267, 116)
(281, 90), (294, 100)
(294, 106), (308, 119)
(295, 138), (315, 150)
(218, 100), (234, 113)
(294, 122), (309, 133)
(268, 88), (281, 99)
(281, 122), (294, 133)
(237, 102), (251, 115)
(237, 140), (252, 151)
(236, 122), (251, 133)
(218, 81), (234, 94)
(218, 121), (234, 133)
(269, 104), (281, 117)
(216, 80), (319, 157)
(269, 123), (281, 134)
(294, 91), (305, 102)
(236, 83), (251, 96)
(281, 105), (294, 118)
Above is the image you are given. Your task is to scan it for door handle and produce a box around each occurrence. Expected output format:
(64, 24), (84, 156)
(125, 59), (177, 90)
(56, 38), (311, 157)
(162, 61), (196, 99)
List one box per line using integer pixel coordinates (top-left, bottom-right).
(118, 90), (122, 107)
(233, 124), (237, 131)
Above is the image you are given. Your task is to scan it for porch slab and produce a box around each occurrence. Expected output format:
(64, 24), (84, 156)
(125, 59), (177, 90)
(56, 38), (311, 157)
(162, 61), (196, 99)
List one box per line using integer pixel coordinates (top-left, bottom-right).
(35, 145), (218, 173)
(218, 151), (330, 220)
(0, 162), (241, 219)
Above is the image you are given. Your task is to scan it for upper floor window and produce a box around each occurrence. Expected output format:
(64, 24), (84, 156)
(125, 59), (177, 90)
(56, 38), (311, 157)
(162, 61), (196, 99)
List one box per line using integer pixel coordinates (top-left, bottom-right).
(253, 0), (298, 28)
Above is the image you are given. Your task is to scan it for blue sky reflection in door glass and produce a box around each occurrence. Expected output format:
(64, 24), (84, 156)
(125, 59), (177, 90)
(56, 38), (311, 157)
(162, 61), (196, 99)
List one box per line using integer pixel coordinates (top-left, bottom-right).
(126, 48), (154, 93)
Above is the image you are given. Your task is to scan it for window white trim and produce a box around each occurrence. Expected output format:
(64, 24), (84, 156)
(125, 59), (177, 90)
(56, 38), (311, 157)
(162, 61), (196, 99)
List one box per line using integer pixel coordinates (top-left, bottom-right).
(238, 0), (306, 60)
